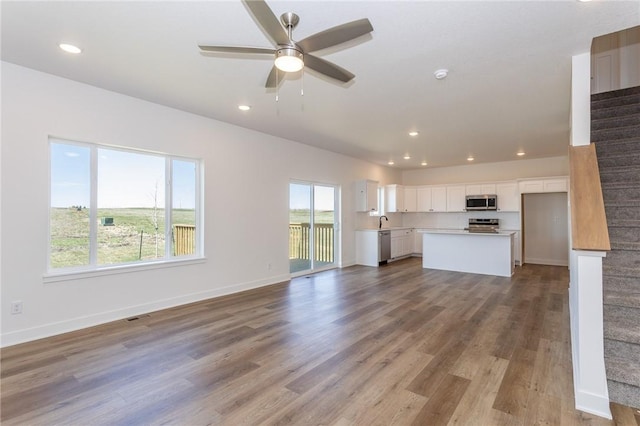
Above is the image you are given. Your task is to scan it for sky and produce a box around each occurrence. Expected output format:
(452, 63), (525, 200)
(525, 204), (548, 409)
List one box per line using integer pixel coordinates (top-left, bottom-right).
(50, 141), (196, 209)
(290, 183), (335, 211)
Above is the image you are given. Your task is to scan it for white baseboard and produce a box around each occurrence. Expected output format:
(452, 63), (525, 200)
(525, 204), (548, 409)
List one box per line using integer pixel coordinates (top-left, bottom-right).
(574, 390), (613, 420)
(524, 257), (568, 267)
(1, 273), (291, 348)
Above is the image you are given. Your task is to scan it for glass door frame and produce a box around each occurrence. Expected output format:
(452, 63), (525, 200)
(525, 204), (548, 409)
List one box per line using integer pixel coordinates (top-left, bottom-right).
(289, 180), (340, 277)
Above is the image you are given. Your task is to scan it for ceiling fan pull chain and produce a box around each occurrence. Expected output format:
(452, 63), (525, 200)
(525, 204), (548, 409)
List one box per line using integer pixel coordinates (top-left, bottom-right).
(276, 68), (280, 116)
(301, 70), (304, 112)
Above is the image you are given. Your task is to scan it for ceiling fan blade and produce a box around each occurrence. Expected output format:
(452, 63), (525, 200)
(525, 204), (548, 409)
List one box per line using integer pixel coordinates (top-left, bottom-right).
(199, 45), (275, 55)
(242, 0), (290, 47)
(265, 65), (282, 88)
(304, 54), (355, 83)
(297, 18), (373, 53)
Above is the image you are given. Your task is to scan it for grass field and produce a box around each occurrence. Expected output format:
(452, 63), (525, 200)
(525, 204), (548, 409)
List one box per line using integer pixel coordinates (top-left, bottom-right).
(289, 209), (335, 224)
(51, 208), (333, 269)
(50, 207), (195, 268)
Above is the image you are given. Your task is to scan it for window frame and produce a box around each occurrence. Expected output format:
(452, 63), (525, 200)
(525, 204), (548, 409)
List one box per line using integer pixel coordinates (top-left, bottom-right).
(46, 138), (204, 280)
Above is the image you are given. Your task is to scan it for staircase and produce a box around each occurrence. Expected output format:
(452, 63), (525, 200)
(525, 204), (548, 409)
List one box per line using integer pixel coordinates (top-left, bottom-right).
(592, 85), (640, 409)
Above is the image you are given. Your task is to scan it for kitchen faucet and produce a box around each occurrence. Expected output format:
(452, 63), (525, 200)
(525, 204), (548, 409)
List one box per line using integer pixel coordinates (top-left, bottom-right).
(379, 215), (389, 229)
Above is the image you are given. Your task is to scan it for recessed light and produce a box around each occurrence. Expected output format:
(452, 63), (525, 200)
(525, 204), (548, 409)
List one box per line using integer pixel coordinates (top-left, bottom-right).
(421, 161), (428, 166)
(388, 160), (395, 165)
(409, 131), (419, 137)
(434, 69), (448, 80)
(403, 155), (411, 160)
(467, 156), (474, 161)
(59, 43), (82, 54)
(517, 151), (525, 156)
(238, 105), (251, 111)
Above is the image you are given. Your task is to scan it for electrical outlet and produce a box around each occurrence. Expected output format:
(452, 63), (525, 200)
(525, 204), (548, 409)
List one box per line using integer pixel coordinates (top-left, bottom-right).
(10, 301), (23, 315)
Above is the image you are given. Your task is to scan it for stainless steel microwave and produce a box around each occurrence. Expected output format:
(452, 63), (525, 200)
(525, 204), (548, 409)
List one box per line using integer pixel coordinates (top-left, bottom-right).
(465, 194), (497, 211)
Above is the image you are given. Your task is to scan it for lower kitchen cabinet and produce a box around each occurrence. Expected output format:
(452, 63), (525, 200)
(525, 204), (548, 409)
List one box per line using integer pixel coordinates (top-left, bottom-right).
(513, 230), (521, 265)
(391, 229), (414, 259)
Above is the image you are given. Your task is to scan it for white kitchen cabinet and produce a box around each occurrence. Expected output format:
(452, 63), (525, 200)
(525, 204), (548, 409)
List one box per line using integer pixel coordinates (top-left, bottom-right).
(496, 182), (520, 212)
(446, 186), (467, 212)
(402, 229), (414, 255)
(417, 186), (432, 212)
(466, 183), (496, 195)
(404, 187), (417, 212)
(519, 178), (568, 194)
(356, 180), (379, 212)
(414, 230), (423, 254)
(355, 230), (379, 266)
(544, 178), (568, 193)
(514, 231), (521, 265)
(391, 229), (413, 259)
(432, 187), (447, 212)
(417, 186), (447, 212)
(519, 180), (544, 194)
(385, 184), (404, 213)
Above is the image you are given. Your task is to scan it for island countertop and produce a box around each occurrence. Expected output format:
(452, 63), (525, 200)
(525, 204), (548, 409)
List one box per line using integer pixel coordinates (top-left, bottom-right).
(418, 229), (515, 237)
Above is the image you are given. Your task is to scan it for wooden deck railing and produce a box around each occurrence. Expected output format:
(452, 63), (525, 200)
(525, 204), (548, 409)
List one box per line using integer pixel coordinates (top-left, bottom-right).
(173, 224), (196, 256)
(289, 223), (334, 263)
(569, 144), (610, 251)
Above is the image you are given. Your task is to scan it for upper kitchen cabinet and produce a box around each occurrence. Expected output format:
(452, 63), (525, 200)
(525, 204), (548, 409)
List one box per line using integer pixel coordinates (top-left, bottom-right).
(356, 180), (379, 212)
(446, 186), (467, 212)
(417, 186), (447, 212)
(519, 178), (568, 194)
(496, 182), (520, 211)
(466, 183), (496, 195)
(385, 184), (404, 213)
(404, 187), (417, 212)
(543, 178), (569, 193)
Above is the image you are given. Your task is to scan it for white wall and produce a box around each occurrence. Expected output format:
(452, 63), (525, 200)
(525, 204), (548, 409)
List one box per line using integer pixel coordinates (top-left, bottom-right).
(0, 62), (400, 346)
(402, 156), (569, 186)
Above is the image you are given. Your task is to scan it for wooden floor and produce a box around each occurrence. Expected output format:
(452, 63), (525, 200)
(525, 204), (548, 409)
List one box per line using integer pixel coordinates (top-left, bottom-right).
(2, 258), (639, 425)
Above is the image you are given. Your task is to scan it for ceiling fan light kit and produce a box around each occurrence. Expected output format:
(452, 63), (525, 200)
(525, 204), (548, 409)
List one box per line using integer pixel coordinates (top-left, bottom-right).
(274, 47), (304, 72)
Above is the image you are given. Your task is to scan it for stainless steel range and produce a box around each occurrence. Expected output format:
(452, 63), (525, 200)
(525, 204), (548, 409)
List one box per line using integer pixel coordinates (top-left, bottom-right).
(467, 218), (499, 233)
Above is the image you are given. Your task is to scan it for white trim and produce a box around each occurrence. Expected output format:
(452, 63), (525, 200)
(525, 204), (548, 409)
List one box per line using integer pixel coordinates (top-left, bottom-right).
(523, 257), (568, 267)
(570, 52), (591, 147)
(569, 249), (611, 419)
(43, 257), (207, 283)
(574, 388), (614, 420)
(4, 272), (290, 348)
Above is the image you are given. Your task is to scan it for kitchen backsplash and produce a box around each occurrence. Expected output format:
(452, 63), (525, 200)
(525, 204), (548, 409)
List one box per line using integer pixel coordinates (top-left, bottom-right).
(356, 211), (520, 230)
(401, 211), (521, 230)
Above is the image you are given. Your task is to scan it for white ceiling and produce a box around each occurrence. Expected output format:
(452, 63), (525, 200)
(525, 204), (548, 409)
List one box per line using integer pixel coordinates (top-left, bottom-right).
(2, 1), (639, 169)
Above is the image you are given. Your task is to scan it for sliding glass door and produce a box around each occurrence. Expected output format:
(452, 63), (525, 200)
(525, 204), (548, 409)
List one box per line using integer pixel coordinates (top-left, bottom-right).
(289, 182), (338, 275)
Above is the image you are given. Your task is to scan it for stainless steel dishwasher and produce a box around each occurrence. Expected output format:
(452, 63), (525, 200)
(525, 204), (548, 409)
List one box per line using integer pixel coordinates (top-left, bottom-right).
(378, 230), (391, 264)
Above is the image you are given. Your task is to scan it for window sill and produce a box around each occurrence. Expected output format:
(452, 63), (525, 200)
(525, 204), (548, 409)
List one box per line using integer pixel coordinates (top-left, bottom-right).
(43, 257), (207, 284)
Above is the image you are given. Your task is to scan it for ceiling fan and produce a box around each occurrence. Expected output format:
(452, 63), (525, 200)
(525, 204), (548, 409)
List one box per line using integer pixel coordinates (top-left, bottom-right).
(198, 0), (373, 88)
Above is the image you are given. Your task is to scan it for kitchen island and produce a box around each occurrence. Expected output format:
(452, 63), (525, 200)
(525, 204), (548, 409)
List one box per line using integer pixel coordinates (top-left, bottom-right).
(421, 230), (515, 277)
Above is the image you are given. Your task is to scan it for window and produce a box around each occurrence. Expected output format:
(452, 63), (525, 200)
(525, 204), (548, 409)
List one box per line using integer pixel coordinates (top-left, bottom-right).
(49, 138), (201, 272)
